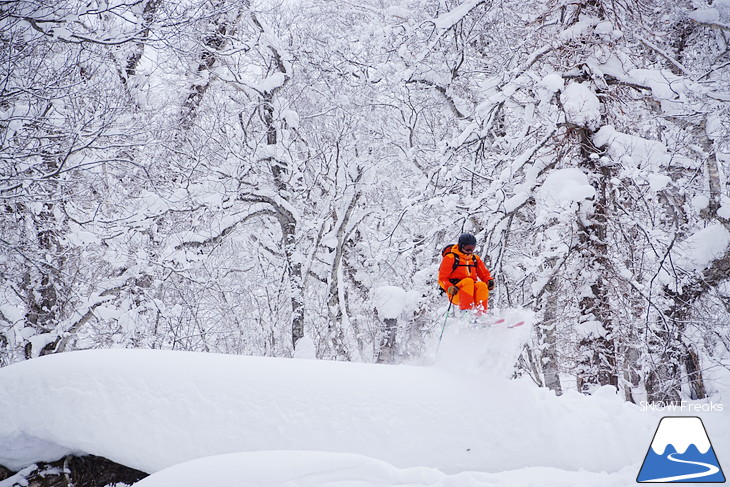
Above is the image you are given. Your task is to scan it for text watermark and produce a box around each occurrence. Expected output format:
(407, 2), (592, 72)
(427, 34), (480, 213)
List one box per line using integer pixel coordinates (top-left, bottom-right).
(639, 401), (724, 412)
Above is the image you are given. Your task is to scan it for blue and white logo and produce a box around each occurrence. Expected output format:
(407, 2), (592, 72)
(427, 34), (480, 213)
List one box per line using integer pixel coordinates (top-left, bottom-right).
(637, 416), (725, 483)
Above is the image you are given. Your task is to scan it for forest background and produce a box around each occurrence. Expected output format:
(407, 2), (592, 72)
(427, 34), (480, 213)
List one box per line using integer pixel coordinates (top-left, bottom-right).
(2, 0), (730, 404)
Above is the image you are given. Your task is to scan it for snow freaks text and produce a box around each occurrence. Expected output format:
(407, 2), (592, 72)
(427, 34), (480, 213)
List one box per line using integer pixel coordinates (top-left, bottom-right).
(640, 401), (724, 412)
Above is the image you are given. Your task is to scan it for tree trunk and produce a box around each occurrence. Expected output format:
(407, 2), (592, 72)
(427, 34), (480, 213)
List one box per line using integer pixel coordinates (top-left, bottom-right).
(256, 58), (302, 348)
(123, 0), (163, 83)
(325, 172), (361, 359)
(684, 344), (707, 400)
(287, 222), (306, 349)
(538, 271), (562, 395)
(376, 318), (398, 364)
(22, 152), (65, 358)
(180, 3), (239, 129)
(575, 127), (618, 393)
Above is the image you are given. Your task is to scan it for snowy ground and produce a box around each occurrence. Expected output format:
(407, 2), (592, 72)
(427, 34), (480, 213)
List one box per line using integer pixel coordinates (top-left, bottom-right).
(1, 311), (728, 486)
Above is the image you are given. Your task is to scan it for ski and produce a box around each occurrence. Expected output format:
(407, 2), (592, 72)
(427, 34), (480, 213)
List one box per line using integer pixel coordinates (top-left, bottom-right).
(483, 318), (525, 328)
(451, 313), (525, 328)
(464, 316), (505, 326)
(483, 318), (506, 326)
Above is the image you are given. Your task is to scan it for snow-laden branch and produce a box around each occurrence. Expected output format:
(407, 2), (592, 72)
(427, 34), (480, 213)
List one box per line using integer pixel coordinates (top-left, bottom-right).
(46, 266), (155, 356)
(430, 0), (487, 31)
(53, 290), (119, 355)
(409, 0), (489, 67)
(249, 11), (292, 94)
(173, 206), (277, 251)
(637, 36), (691, 79)
(16, 14), (155, 46)
(528, 248), (573, 304)
(689, 17), (730, 32)
(406, 78), (466, 118)
(238, 190), (300, 224)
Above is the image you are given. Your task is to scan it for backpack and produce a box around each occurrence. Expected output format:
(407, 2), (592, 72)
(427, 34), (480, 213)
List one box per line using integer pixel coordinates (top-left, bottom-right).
(438, 244), (478, 292)
(441, 244), (478, 271)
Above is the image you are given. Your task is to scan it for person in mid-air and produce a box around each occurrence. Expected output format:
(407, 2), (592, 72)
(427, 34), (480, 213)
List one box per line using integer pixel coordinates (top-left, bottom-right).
(438, 233), (494, 314)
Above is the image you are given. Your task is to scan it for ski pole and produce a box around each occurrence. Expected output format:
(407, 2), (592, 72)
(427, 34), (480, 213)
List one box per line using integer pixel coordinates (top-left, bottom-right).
(435, 301), (453, 356)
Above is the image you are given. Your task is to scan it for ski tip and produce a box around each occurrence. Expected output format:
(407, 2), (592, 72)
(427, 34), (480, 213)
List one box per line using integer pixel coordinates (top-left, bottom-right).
(507, 321), (525, 328)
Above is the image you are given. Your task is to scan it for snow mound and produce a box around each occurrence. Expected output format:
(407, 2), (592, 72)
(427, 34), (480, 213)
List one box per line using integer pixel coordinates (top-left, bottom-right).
(0, 348), (655, 477)
(135, 450), (641, 487)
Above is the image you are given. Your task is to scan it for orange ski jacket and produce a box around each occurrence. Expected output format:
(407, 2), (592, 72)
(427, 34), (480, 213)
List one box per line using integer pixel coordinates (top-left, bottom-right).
(438, 244), (492, 292)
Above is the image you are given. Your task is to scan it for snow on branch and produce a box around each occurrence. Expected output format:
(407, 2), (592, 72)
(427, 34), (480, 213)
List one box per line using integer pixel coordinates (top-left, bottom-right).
(514, 44), (554, 78)
(17, 13), (153, 46)
(637, 36), (691, 78)
(249, 11), (293, 89)
(238, 191), (300, 226)
(688, 8), (730, 32)
(692, 20), (730, 32)
(173, 206), (277, 251)
(430, 0), (487, 31)
(406, 78), (467, 118)
(411, 0), (489, 65)
(52, 267), (154, 355)
(54, 294), (119, 354)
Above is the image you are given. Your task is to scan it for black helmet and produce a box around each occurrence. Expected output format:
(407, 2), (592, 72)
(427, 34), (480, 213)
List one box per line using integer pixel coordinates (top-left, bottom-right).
(458, 233), (477, 250)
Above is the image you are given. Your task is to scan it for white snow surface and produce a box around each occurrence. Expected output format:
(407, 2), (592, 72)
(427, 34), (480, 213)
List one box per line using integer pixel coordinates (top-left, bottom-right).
(133, 450), (640, 487)
(0, 320), (727, 486)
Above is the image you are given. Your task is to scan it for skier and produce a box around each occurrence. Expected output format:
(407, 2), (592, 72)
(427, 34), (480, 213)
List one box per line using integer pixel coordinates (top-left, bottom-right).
(438, 233), (494, 314)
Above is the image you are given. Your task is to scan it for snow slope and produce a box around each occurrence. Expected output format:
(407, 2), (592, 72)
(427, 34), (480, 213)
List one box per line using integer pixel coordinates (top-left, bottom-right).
(0, 319), (727, 486)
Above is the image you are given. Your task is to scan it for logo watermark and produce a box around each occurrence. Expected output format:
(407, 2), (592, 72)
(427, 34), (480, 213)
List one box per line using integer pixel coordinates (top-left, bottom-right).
(637, 416), (726, 483)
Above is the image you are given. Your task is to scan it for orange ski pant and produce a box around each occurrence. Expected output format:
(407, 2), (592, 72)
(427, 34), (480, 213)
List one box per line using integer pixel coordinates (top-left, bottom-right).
(449, 278), (489, 311)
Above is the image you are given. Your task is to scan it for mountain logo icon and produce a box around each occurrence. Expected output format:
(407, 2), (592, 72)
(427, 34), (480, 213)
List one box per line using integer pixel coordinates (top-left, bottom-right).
(637, 416), (725, 483)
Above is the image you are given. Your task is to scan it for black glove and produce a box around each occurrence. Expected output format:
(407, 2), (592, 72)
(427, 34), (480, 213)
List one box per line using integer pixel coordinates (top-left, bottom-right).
(487, 279), (495, 290)
(447, 285), (459, 296)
